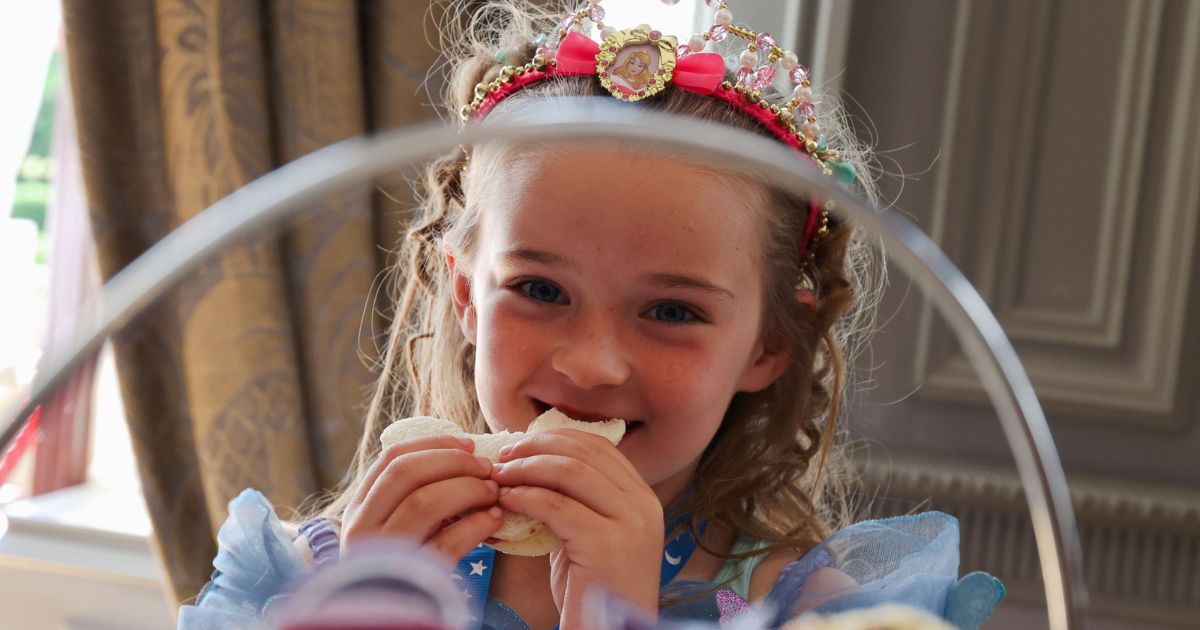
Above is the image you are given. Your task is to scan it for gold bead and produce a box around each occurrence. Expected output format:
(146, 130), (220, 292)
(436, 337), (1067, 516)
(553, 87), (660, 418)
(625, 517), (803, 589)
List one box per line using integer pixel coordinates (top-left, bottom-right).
(474, 84), (488, 99)
(500, 66), (517, 80)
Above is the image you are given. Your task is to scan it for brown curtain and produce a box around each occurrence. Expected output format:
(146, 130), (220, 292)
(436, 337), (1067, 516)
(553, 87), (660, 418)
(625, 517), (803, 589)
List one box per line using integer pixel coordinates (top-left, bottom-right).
(61, 0), (447, 604)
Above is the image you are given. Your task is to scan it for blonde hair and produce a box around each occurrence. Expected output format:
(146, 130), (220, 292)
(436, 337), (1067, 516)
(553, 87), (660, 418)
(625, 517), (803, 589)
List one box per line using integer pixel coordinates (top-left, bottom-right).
(612, 50), (653, 89)
(309, 0), (884, 572)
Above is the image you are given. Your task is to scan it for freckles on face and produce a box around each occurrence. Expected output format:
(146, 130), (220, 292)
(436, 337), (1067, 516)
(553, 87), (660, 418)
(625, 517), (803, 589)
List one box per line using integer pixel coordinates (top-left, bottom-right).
(461, 145), (774, 490)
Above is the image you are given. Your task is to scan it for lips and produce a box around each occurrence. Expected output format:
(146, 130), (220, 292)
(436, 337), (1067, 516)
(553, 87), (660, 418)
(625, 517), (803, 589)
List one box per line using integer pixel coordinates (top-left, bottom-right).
(532, 399), (644, 431)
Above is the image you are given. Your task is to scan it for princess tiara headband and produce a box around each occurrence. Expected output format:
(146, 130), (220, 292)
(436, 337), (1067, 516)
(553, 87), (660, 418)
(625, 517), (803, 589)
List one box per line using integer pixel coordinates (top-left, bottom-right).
(459, 0), (856, 267)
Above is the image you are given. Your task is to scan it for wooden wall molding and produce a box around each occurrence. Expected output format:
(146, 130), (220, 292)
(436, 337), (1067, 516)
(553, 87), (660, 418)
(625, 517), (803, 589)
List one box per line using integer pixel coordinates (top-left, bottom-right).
(908, 0), (1200, 423)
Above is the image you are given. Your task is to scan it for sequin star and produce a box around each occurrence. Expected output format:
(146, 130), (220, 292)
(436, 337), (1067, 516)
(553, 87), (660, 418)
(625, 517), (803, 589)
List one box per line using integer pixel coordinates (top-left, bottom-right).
(470, 560), (488, 576)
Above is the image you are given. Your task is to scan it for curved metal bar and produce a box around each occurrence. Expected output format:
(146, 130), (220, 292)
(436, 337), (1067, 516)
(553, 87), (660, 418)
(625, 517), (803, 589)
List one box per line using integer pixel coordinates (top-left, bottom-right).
(0, 100), (1086, 628)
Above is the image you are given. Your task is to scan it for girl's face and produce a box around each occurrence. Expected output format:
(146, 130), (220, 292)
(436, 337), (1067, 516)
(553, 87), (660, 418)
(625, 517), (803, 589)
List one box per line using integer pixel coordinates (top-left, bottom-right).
(451, 147), (790, 506)
(627, 55), (645, 74)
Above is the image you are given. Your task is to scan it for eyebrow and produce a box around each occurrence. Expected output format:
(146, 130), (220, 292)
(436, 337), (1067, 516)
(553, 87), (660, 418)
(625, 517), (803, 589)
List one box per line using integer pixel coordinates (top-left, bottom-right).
(499, 248), (582, 272)
(643, 273), (736, 301)
(499, 248), (735, 301)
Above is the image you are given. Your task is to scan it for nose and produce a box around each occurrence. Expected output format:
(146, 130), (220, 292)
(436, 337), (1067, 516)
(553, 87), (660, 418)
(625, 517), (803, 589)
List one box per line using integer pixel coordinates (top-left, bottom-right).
(550, 312), (631, 390)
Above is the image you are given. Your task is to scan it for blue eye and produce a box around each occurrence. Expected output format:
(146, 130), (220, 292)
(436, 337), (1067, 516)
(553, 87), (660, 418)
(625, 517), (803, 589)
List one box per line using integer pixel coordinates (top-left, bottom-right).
(647, 302), (698, 324)
(515, 279), (568, 304)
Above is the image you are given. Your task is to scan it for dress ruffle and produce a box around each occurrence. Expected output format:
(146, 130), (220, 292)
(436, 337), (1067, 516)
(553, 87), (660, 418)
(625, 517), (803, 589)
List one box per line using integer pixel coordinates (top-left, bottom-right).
(179, 490), (1003, 629)
(177, 489), (309, 629)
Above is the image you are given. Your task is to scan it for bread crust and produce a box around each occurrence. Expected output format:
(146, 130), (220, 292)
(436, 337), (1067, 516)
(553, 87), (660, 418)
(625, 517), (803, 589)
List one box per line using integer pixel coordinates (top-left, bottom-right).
(379, 409), (625, 556)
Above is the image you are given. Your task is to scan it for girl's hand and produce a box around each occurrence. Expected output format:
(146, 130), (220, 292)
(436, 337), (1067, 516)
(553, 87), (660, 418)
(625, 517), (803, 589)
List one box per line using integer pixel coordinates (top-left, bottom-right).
(492, 429), (664, 629)
(341, 434), (503, 561)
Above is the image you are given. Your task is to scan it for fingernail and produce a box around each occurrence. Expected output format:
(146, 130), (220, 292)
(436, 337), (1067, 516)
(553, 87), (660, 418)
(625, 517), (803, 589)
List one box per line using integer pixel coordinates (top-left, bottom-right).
(484, 479), (499, 493)
(499, 487), (512, 496)
(457, 435), (475, 449)
(488, 507), (503, 518)
(476, 456), (492, 473)
(498, 445), (513, 458)
(491, 462), (506, 475)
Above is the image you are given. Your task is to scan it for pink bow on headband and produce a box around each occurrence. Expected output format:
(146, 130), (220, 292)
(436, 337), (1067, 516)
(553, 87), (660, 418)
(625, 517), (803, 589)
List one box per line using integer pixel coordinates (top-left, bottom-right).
(555, 32), (726, 95)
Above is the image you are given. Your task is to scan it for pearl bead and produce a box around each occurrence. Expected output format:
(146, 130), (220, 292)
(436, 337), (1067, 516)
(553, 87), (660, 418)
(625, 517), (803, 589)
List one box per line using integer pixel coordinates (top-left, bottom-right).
(793, 85), (812, 103)
(688, 33), (705, 52)
(739, 48), (757, 67)
(714, 8), (733, 26)
(781, 51), (799, 70)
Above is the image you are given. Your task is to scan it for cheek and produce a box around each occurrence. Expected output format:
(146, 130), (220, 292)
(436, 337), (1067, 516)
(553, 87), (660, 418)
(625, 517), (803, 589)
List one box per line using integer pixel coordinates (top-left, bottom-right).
(639, 344), (729, 405)
(472, 303), (547, 421)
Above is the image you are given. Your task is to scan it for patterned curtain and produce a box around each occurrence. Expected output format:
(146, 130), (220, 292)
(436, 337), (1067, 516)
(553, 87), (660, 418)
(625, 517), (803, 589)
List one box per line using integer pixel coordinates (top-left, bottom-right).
(61, 0), (446, 604)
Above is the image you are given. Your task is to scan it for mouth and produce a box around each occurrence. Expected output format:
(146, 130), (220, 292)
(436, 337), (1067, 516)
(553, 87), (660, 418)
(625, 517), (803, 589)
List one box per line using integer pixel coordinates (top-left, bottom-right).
(533, 399), (644, 434)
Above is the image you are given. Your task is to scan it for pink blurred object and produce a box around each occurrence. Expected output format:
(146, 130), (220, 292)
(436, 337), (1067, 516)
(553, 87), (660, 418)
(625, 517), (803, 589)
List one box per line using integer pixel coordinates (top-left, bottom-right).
(269, 539), (470, 630)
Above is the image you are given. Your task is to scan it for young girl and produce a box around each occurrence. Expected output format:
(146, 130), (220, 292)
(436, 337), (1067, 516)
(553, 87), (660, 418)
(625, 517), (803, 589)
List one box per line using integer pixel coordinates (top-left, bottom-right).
(179, 1), (1004, 628)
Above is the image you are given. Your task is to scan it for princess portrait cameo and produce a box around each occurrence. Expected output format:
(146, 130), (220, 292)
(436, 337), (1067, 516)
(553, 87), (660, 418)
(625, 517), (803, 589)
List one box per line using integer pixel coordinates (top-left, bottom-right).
(596, 25), (678, 101)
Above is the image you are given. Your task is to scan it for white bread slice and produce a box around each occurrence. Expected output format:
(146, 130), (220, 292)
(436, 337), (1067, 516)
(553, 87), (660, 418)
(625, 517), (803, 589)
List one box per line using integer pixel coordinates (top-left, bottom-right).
(379, 409), (625, 556)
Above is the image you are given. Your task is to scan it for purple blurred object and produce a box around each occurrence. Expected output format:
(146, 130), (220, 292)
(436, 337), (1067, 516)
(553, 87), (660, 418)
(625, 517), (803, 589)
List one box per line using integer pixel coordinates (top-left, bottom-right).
(269, 538), (473, 630)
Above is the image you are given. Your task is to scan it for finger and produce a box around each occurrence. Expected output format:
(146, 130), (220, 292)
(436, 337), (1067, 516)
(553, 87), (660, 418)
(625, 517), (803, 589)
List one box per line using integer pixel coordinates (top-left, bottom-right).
(352, 434), (474, 508)
(355, 449), (492, 528)
(382, 476), (501, 539)
(491, 454), (626, 518)
(497, 485), (601, 544)
(497, 430), (639, 488)
(426, 507), (505, 560)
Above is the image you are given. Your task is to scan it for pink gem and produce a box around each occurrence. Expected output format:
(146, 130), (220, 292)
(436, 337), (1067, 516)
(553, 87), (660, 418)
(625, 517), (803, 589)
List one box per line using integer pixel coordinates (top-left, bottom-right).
(677, 44), (690, 57)
(751, 65), (776, 90)
(705, 0), (721, 6)
(735, 66), (753, 86)
(661, 0), (682, 5)
(600, 72), (608, 78)
(560, 13), (576, 29)
(638, 90), (646, 96)
(794, 102), (816, 121)
(755, 32), (776, 50)
(649, 30), (661, 41)
(589, 5), (605, 22)
(708, 24), (728, 42)
(789, 64), (809, 84)
(658, 68), (666, 75)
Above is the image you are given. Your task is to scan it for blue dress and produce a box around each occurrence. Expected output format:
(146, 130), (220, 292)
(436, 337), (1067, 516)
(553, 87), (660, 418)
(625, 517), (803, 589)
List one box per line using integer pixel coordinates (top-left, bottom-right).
(177, 489), (1004, 629)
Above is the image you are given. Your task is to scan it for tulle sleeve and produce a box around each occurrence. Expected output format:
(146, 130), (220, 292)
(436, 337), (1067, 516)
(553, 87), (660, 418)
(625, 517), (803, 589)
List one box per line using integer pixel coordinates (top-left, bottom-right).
(764, 512), (1004, 629)
(176, 489), (312, 630)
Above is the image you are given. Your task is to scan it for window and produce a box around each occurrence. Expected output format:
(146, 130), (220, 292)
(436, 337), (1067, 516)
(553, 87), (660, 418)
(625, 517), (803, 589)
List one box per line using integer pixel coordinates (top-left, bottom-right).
(0, 2), (63, 502)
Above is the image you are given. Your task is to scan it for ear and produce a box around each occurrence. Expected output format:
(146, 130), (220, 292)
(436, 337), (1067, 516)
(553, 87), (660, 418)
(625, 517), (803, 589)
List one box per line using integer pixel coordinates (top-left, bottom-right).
(737, 288), (815, 393)
(737, 337), (792, 393)
(446, 249), (478, 344)
(795, 287), (816, 312)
